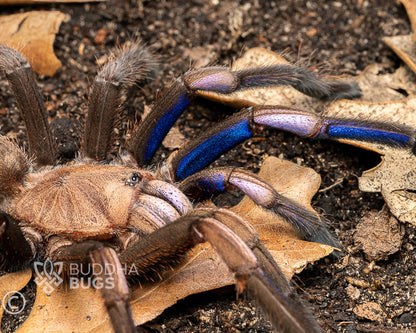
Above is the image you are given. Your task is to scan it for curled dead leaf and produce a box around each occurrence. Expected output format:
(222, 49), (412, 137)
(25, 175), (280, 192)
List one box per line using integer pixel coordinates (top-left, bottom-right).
(400, 0), (416, 31)
(17, 286), (110, 333)
(383, 35), (416, 75)
(383, 0), (416, 76)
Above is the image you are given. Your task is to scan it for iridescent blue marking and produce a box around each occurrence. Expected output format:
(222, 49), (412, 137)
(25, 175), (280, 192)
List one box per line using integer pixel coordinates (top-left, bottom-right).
(144, 94), (191, 163)
(326, 123), (411, 146)
(176, 119), (252, 180)
(196, 173), (226, 194)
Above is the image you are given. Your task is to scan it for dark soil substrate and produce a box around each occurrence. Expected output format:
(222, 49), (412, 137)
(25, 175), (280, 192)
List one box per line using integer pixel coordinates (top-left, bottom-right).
(0, 1), (415, 332)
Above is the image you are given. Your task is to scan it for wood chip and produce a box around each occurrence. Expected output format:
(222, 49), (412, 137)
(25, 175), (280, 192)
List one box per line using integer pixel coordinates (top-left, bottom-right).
(353, 302), (386, 322)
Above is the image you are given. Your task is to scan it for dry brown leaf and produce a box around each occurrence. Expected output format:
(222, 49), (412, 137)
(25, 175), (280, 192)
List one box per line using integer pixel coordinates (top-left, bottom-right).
(0, 11), (70, 76)
(383, 35), (416, 74)
(0, 269), (32, 322)
(354, 64), (416, 101)
(202, 47), (416, 226)
(383, 0), (416, 75)
(9, 156), (334, 331)
(17, 286), (111, 333)
(162, 126), (185, 150)
(401, 0), (416, 31)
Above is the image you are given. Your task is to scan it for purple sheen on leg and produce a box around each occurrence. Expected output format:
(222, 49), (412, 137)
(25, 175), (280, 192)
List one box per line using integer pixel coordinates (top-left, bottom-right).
(141, 180), (193, 215)
(253, 109), (320, 137)
(184, 68), (237, 93)
(228, 174), (275, 205)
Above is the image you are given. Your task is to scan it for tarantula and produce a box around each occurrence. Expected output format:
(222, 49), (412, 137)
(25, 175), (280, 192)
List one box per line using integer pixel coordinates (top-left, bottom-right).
(0, 42), (414, 333)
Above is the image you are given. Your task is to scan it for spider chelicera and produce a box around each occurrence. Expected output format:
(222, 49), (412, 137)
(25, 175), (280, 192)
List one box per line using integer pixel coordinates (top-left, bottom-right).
(0, 41), (414, 333)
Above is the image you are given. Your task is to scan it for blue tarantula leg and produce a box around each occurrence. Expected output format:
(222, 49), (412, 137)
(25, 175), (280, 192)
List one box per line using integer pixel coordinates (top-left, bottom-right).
(167, 106), (416, 181)
(119, 208), (322, 333)
(0, 46), (56, 166)
(129, 80), (191, 165)
(178, 167), (337, 247)
(82, 42), (154, 161)
(252, 106), (416, 148)
(129, 64), (361, 166)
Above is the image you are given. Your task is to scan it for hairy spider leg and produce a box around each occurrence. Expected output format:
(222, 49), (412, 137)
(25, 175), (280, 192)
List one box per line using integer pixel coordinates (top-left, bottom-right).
(90, 246), (136, 333)
(50, 241), (137, 333)
(178, 167), (338, 247)
(252, 106), (416, 148)
(118, 208), (322, 333)
(129, 80), (191, 165)
(0, 46), (56, 166)
(82, 42), (155, 161)
(129, 64), (362, 165)
(167, 106), (416, 182)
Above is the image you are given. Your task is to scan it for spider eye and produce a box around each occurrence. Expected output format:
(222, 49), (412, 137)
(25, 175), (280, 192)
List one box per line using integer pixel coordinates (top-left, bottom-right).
(126, 172), (142, 186)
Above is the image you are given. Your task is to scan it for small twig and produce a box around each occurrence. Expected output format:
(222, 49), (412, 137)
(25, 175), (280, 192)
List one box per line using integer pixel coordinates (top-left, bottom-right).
(319, 177), (344, 192)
